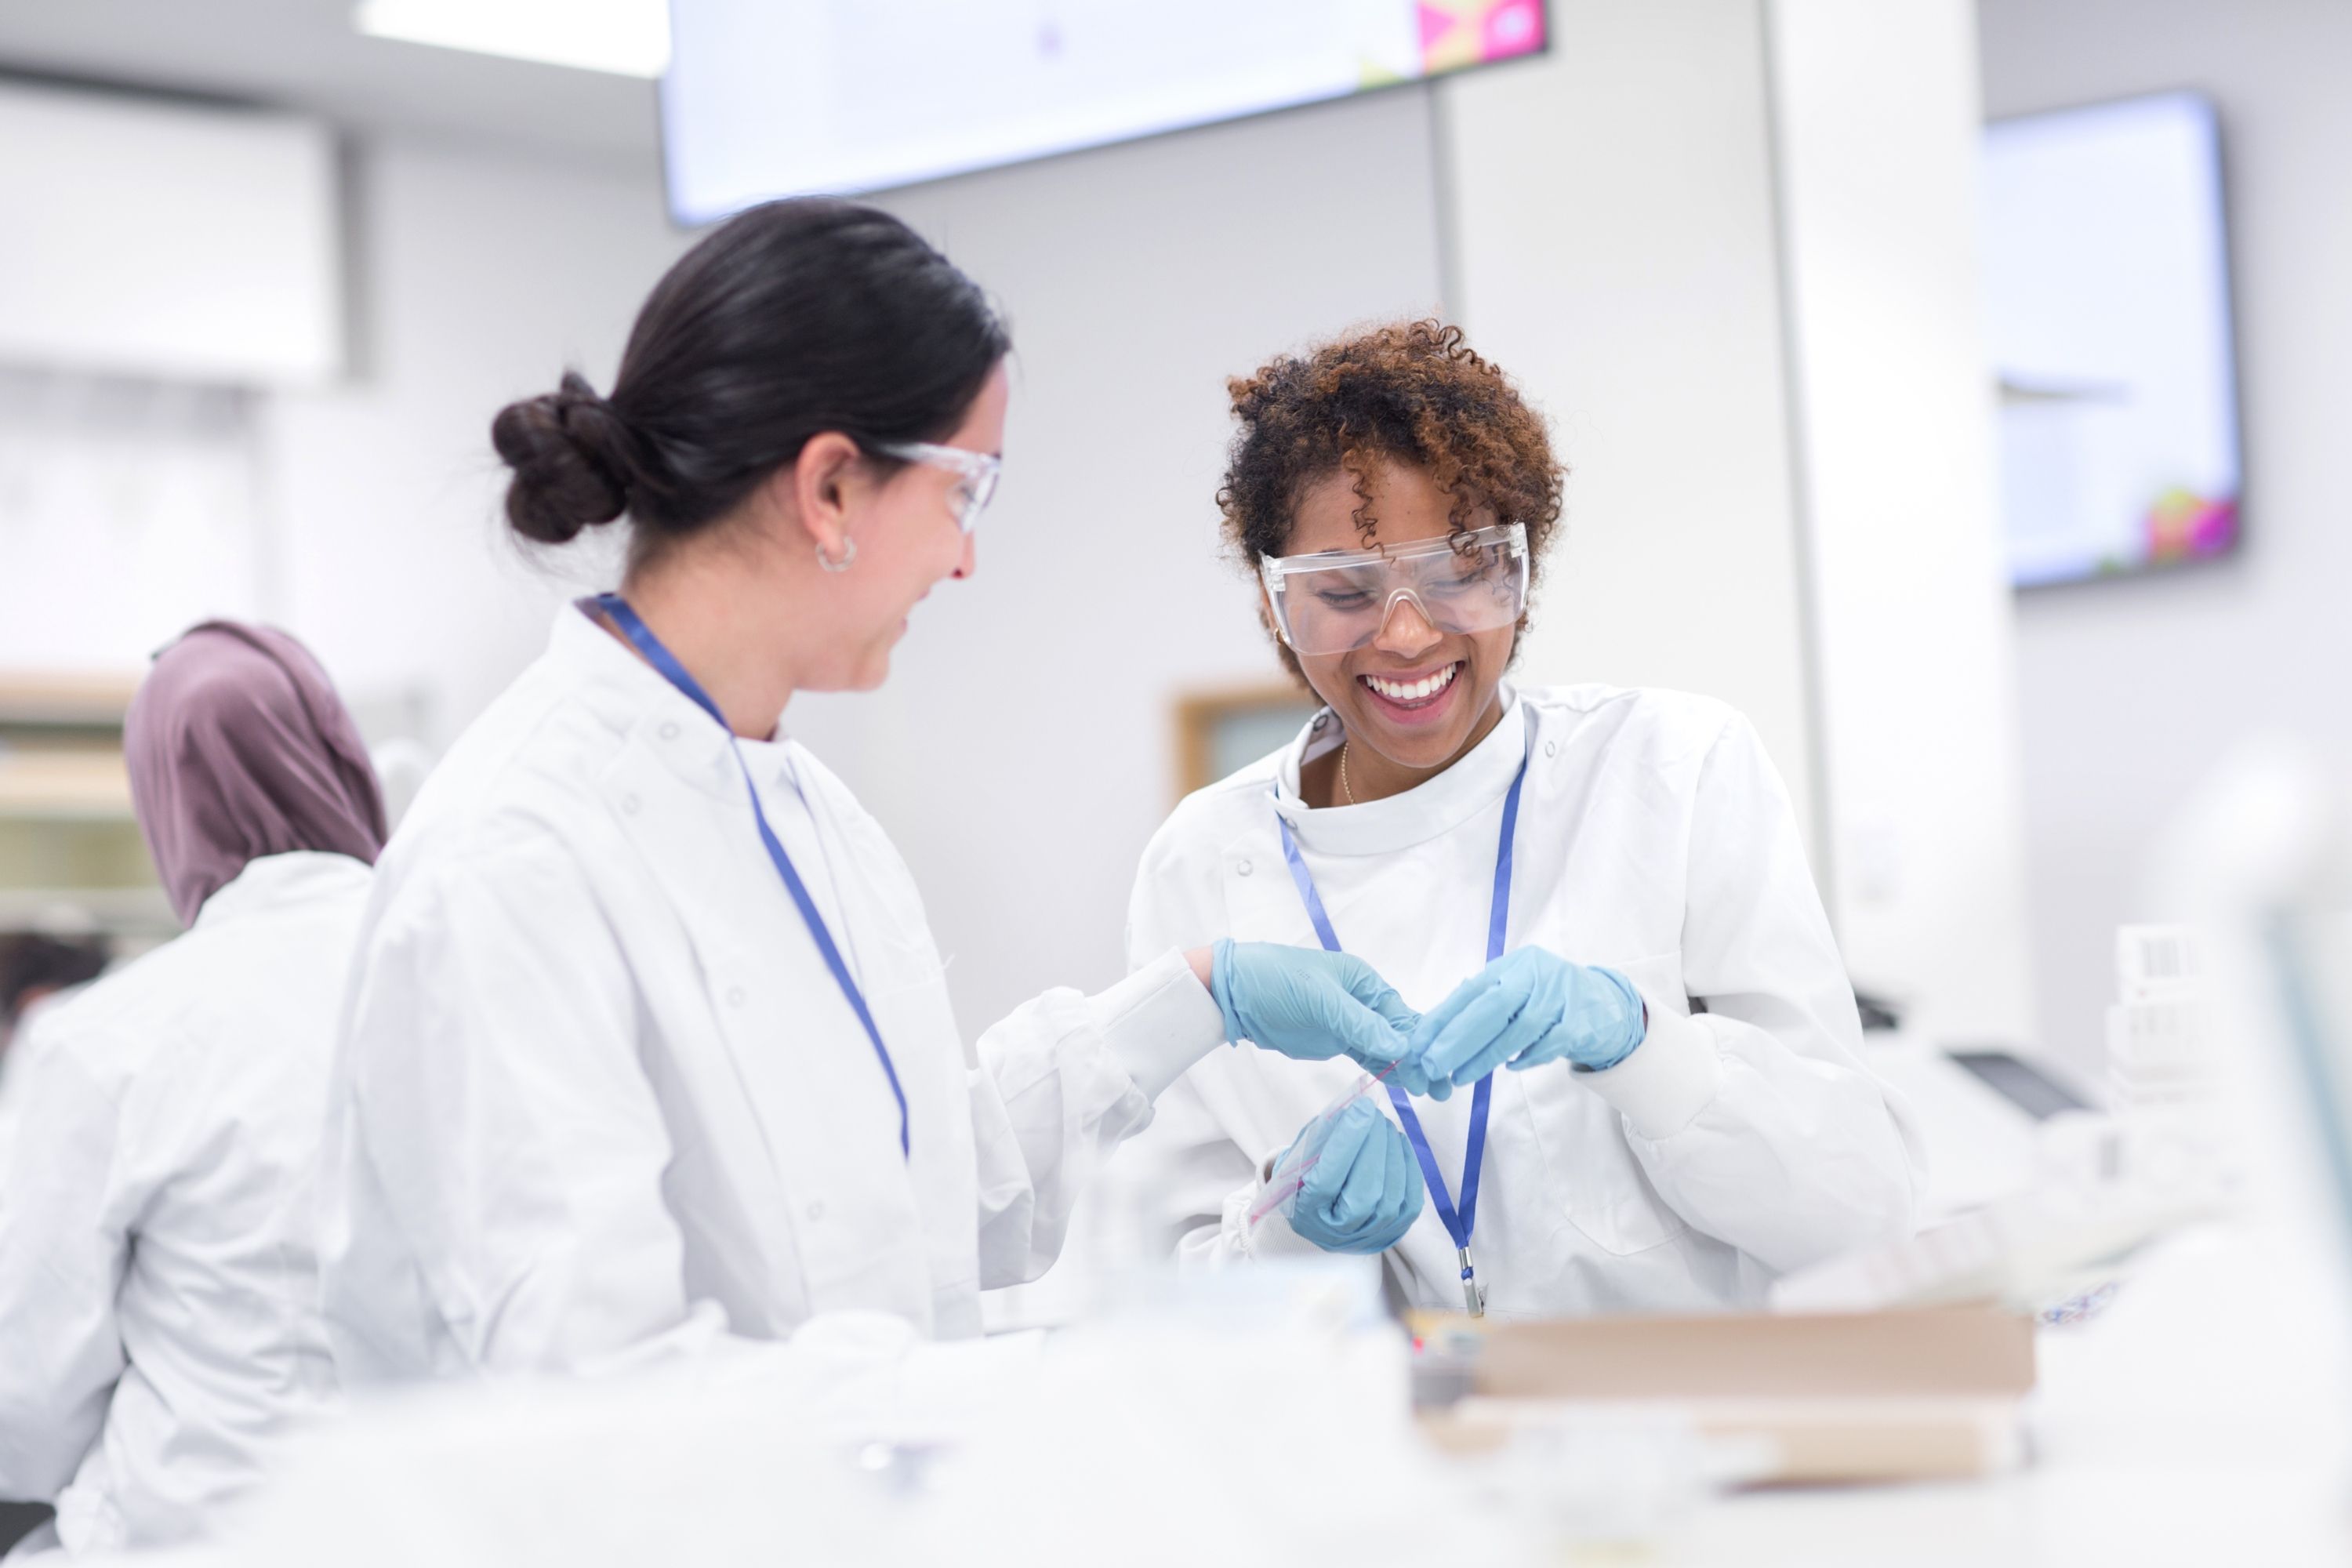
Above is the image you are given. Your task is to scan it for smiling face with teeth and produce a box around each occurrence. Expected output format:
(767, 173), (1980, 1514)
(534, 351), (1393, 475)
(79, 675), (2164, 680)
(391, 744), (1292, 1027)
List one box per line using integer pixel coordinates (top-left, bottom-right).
(1273, 458), (1518, 805)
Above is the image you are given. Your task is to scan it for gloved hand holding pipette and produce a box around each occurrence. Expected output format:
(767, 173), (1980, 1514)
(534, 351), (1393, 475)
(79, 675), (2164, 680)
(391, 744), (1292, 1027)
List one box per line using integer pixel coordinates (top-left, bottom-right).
(1267, 1097), (1425, 1254)
(1209, 938), (1428, 1094)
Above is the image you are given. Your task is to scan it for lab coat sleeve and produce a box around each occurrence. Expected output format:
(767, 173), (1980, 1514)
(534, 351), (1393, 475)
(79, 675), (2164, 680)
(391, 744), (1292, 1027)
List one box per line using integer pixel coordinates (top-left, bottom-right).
(338, 831), (732, 1374)
(0, 1022), (135, 1499)
(1152, 1081), (1332, 1272)
(1576, 715), (1926, 1272)
(1111, 860), (1323, 1273)
(966, 947), (1226, 1289)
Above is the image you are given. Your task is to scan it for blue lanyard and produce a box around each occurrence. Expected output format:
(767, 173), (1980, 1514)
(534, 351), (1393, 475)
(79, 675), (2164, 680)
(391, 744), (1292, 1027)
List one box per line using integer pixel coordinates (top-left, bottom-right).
(592, 595), (910, 1160)
(1273, 748), (1526, 1316)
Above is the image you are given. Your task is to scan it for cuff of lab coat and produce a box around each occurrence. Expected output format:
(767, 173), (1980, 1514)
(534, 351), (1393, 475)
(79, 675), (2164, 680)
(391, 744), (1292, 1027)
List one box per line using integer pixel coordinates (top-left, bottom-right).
(1099, 948), (1227, 1101)
(1578, 1004), (1722, 1140)
(1225, 1164), (1327, 1262)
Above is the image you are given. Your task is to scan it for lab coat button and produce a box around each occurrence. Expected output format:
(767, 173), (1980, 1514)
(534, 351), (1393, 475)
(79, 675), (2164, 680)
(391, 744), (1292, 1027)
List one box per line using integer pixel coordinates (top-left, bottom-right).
(659, 722), (680, 741)
(1236, 858), (1253, 877)
(1544, 741), (1559, 758)
(806, 1201), (826, 1222)
(622, 794), (641, 815)
(726, 987), (746, 1008)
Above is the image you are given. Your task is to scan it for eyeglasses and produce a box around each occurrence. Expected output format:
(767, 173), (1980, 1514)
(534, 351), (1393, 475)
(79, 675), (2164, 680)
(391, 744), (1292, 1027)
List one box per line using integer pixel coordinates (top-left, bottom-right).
(874, 441), (1001, 535)
(1258, 522), (1530, 655)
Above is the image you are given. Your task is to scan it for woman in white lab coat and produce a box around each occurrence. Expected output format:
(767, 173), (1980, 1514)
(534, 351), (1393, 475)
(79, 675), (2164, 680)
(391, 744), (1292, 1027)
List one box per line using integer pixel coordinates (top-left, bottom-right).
(1122, 322), (1925, 1316)
(0, 623), (385, 1555)
(320, 199), (1418, 1380)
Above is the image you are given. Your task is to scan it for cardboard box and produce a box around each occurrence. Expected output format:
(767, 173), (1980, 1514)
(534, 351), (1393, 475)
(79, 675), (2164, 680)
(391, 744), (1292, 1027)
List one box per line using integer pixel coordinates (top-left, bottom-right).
(1410, 1306), (2037, 1483)
(1412, 1305), (2034, 1399)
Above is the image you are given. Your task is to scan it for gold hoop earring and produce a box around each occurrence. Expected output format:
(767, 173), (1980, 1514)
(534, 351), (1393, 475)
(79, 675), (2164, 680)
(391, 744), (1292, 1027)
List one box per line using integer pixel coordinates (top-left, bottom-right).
(816, 537), (857, 573)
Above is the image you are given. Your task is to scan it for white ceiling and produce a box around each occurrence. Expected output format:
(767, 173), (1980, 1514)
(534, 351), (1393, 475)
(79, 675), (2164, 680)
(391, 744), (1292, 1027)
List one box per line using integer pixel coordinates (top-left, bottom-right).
(0, 0), (660, 167)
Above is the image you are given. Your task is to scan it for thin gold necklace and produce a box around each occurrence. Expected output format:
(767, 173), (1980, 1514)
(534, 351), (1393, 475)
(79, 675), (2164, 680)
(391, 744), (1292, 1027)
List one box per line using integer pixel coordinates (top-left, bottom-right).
(1338, 739), (1359, 806)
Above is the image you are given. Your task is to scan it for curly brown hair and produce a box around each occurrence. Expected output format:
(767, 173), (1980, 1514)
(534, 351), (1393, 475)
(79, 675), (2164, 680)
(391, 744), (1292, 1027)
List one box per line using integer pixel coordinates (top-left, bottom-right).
(1216, 321), (1564, 677)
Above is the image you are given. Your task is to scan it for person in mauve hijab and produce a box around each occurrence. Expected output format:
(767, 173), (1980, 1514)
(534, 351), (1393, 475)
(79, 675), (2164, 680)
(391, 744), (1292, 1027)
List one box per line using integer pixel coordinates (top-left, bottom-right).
(0, 622), (385, 1559)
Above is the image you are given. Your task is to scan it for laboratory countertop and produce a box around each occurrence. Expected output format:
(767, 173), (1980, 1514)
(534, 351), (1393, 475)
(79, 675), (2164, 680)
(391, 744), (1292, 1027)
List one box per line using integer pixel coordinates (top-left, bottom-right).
(1654, 1221), (2352, 1566)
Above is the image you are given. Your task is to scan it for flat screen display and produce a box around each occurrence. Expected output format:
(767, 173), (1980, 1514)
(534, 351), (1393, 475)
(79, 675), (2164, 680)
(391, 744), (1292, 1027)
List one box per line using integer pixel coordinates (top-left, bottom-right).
(1982, 93), (2242, 587)
(661, 1), (1548, 226)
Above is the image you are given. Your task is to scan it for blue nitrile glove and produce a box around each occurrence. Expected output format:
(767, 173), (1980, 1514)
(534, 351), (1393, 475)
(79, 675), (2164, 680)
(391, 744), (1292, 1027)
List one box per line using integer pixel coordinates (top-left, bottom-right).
(1410, 948), (1647, 1098)
(1210, 938), (1428, 1095)
(1283, 1098), (1425, 1254)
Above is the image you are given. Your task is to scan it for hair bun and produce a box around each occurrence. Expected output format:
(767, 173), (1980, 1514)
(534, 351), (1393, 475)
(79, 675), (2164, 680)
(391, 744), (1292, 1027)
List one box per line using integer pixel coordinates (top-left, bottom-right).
(491, 371), (638, 546)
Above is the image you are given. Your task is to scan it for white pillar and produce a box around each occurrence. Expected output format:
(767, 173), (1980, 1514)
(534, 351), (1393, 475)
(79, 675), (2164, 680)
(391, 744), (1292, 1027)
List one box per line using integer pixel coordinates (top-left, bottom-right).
(1439, 0), (2037, 1043)
(1435, 0), (1823, 864)
(1765, 0), (2038, 1042)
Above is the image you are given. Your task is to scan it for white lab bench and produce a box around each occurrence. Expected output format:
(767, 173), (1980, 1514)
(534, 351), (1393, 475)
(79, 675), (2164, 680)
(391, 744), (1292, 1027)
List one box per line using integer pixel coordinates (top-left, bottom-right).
(71, 1029), (2348, 1567)
(1653, 1219), (2352, 1566)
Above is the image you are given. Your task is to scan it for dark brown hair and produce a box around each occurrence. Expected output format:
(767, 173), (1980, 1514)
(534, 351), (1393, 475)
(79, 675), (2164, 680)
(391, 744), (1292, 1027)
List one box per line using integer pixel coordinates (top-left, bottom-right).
(492, 198), (1010, 565)
(1217, 321), (1565, 676)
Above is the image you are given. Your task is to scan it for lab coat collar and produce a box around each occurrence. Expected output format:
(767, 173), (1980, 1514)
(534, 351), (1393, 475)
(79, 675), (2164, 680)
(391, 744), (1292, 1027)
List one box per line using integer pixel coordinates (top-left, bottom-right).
(546, 601), (794, 804)
(1273, 684), (1529, 856)
(191, 851), (373, 930)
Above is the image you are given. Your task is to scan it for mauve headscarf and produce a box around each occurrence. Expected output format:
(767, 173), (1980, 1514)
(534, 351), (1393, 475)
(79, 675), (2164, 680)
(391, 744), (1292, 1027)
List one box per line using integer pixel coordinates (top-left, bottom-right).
(125, 621), (388, 925)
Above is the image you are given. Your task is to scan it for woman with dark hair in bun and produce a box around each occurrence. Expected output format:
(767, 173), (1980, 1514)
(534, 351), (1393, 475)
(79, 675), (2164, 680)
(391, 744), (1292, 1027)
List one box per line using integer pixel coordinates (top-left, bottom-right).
(319, 198), (1420, 1382)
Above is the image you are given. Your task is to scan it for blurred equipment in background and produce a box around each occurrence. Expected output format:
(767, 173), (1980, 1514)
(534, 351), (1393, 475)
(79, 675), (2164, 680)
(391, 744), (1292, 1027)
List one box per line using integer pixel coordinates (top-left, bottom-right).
(2151, 739), (2352, 1254)
(1945, 1048), (2091, 1120)
(0, 673), (172, 950)
(2107, 925), (2213, 1105)
(0, 931), (110, 1040)
(1779, 925), (2238, 1320)
(1851, 988), (1904, 1033)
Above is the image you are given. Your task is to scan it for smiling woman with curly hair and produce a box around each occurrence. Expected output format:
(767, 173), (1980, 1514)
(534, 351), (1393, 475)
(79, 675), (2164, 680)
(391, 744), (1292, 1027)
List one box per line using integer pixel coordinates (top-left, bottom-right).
(1118, 321), (1923, 1317)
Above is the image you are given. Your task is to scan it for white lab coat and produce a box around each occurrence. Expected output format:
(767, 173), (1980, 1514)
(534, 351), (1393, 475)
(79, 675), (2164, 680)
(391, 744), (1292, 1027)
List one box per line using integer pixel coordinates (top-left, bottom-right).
(0, 987), (81, 1164)
(1121, 686), (1925, 1316)
(0, 853), (365, 1554)
(321, 605), (1224, 1380)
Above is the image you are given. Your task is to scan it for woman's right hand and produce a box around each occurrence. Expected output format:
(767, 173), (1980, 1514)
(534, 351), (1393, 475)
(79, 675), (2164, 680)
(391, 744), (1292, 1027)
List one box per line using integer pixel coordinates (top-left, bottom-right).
(1282, 1099), (1425, 1254)
(1208, 939), (1428, 1094)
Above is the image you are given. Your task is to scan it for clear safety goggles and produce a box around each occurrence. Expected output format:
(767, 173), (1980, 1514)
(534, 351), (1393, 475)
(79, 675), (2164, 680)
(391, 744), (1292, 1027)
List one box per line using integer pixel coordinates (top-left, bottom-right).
(875, 440), (1000, 535)
(1258, 522), (1529, 655)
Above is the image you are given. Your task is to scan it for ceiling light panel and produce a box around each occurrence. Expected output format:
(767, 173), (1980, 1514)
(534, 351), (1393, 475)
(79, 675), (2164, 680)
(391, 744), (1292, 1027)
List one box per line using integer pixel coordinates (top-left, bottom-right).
(354, 0), (670, 79)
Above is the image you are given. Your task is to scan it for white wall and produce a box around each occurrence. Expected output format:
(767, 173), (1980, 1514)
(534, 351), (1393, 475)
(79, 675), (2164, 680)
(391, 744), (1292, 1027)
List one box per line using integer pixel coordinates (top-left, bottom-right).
(1435, 0), (1822, 859)
(1978, 0), (2352, 1077)
(263, 137), (688, 746)
(1768, 0), (2037, 1043)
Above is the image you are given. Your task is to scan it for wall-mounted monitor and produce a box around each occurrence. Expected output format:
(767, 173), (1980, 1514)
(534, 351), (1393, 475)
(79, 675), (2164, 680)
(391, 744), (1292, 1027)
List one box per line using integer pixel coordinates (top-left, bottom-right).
(1982, 92), (2242, 588)
(661, 1), (1547, 227)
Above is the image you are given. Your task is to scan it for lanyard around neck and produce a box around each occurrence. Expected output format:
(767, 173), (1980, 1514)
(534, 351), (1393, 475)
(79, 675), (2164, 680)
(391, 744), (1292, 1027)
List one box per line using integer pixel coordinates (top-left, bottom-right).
(591, 594), (910, 1160)
(1272, 742), (1527, 1308)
